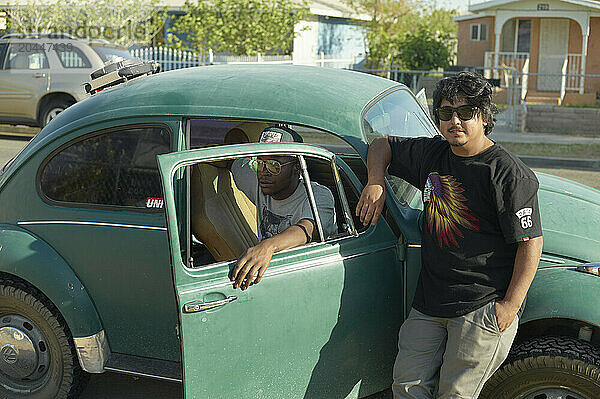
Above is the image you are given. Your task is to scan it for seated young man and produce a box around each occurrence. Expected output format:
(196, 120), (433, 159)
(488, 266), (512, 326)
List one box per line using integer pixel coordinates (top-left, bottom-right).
(229, 126), (337, 290)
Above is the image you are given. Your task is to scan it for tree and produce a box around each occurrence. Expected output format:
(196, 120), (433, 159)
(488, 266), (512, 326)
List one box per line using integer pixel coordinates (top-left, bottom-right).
(169, 0), (310, 56)
(396, 25), (454, 70)
(396, 7), (457, 70)
(5, 0), (166, 46)
(344, 0), (457, 70)
(344, 0), (417, 68)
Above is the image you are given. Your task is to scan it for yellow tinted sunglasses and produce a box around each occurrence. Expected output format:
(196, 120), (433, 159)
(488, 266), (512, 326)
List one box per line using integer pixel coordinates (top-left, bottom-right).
(250, 158), (296, 175)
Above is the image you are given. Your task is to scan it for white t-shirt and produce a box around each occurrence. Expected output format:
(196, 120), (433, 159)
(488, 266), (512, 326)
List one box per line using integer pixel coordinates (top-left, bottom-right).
(231, 159), (337, 241)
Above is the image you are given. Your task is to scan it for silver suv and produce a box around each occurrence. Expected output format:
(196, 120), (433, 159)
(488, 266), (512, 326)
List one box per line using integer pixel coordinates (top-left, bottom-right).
(0, 33), (131, 127)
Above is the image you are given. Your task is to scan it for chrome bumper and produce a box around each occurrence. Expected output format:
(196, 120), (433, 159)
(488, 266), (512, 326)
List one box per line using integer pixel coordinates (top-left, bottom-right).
(73, 330), (110, 373)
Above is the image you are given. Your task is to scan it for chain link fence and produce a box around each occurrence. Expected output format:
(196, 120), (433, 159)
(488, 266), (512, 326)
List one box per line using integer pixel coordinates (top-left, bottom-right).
(354, 66), (600, 134)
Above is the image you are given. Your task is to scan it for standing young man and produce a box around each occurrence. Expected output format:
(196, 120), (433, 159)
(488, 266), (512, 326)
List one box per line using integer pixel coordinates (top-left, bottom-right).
(356, 72), (543, 398)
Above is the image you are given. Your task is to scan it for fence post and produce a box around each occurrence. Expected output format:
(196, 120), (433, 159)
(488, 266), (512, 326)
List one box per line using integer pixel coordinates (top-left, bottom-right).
(209, 48), (214, 65)
(257, 52), (262, 63)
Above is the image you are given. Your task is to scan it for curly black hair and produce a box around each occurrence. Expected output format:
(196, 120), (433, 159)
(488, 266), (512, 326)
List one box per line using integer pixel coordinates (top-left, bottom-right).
(432, 72), (499, 136)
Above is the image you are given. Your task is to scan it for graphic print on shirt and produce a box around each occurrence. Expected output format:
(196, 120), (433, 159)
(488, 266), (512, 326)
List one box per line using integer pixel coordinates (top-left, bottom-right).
(260, 206), (292, 239)
(423, 172), (479, 248)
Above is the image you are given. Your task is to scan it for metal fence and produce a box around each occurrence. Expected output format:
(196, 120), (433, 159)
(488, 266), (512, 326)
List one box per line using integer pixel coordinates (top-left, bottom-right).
(127, 47), (600, 132)
(130, 46), (359, 71)
(355, 67), (600, 132)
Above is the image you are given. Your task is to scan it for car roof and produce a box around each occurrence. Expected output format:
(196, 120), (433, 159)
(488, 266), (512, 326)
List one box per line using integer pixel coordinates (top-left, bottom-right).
(37, 64), (401, 142)
(2, 65), (401, 182)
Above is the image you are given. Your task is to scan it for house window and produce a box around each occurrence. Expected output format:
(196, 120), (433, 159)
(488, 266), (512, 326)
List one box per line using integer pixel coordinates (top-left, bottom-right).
(516, 20), (531, 52)
(471, 24), (487, 41)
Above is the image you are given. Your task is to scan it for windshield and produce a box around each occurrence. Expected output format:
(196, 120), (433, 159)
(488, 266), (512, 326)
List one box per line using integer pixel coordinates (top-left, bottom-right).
(90, 46), (132, 63)
(361, 88), (437, 207)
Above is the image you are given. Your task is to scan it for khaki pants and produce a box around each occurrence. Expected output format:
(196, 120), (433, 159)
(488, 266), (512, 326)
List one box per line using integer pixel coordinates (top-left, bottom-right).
(392, 302), (518, 399)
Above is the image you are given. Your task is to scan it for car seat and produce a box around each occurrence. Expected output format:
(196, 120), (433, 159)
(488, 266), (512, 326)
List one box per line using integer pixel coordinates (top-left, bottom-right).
(190, 163), (258, 262)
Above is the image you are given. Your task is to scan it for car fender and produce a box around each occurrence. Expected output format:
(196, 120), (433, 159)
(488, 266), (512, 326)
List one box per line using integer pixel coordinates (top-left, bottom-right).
(0, 224), (103, 337)
(521, 267), (600, 326)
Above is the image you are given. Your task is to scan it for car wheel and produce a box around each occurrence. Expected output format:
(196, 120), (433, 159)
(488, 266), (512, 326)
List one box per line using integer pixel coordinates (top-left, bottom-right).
(480, 336), (600, 399)
(0, 281), (88, 398)
(40, 100), (73, 127)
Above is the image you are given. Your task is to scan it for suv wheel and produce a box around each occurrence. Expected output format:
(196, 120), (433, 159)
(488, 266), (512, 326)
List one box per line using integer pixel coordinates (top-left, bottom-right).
(40, 99), (74, 127)
(480, 336), (600, 399)
(0, 281), (88, 398)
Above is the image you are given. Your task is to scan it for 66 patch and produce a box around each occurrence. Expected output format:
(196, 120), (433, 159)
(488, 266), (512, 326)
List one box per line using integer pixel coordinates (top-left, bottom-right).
(146, 197), (164, 209)
(516, 207), (533, 229)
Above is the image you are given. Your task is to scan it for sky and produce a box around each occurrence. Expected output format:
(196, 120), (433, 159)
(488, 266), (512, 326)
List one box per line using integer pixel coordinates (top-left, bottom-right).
(430, 0), (484, 13)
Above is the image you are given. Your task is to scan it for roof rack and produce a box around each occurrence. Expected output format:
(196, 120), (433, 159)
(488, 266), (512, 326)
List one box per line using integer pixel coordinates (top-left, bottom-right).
(1, 32), (76, 40)
(84, 58), (160, 95)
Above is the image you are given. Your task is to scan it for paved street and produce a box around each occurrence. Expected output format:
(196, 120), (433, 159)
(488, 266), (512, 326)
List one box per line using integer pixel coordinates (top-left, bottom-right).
(0, 135), (29, 167)
(80, 372), (181, 399)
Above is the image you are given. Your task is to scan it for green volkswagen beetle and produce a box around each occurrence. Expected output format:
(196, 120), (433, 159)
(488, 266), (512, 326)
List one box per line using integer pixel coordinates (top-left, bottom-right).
(0, 65), (598, 399)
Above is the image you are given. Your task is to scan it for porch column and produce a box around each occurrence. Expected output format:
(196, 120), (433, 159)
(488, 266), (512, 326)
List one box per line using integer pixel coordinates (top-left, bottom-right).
(580, 25), (589, 94)
(494, 32), (501, 79)
(493, 12), (510, 80)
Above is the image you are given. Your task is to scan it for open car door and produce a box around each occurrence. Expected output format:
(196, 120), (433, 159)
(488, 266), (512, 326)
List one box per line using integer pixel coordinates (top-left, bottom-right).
(158, 143), (407, 398)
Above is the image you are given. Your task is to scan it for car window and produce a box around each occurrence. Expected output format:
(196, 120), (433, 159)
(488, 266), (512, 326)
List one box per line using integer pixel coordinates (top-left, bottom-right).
(90, 46), (132, 63)
(39, 126), (171, 210)
(362, 88), (436, 142)
(5, 43), (49, 69)
(188, 119), (359, 156)
(177, 152), (361, 269)
(55, 45), (92, 68)
(362, 88), (434, 206)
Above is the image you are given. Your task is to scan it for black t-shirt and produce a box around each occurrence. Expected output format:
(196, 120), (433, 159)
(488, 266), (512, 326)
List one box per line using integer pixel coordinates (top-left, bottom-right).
(388, 135), (542, 317)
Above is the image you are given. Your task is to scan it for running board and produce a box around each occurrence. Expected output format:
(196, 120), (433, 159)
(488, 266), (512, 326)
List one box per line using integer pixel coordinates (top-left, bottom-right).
(105, 353), (182, 382)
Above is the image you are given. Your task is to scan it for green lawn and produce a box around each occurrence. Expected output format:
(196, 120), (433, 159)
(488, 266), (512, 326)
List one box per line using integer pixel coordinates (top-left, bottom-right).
(499, 142), (600, 159)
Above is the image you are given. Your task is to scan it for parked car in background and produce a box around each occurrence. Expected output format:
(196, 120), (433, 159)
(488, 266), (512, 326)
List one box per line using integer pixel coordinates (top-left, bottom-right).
(0, 33), (131, 127)
(0, 64), (598, 399)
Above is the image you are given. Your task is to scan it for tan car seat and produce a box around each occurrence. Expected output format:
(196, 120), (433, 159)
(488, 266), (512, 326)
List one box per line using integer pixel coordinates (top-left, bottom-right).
(191, 163), (258, 262)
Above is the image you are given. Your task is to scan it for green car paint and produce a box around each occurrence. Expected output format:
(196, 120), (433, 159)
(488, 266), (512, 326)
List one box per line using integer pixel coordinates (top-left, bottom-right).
(522, 267), (600, 326)
(158, 144), (410, 398)
(0, 224), (102, 337)
(0, 64), (597, 397)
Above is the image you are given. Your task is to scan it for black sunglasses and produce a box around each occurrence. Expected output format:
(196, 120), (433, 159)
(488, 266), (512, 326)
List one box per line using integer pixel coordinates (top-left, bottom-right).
(436, 105), (478, 121)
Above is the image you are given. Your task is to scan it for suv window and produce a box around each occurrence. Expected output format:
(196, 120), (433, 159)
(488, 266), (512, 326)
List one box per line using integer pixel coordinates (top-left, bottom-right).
(55, 45), (91, 68)
(40, 126), (171, 209)
(90, 46), (131, 63)
(5, 43), (49, 69)
(0, 43), (7, 69)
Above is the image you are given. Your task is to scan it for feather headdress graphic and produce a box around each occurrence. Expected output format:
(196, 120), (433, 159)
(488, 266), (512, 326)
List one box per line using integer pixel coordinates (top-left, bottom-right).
(423, 173), (479, 247)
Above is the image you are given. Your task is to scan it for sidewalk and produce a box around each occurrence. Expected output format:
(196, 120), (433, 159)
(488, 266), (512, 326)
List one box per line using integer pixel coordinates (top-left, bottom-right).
(490, 124), (600, 144)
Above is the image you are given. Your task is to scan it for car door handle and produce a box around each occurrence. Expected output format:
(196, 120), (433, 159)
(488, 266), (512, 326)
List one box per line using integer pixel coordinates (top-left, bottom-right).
(33, 73), (46, 78)
(183, 296), (237, 313)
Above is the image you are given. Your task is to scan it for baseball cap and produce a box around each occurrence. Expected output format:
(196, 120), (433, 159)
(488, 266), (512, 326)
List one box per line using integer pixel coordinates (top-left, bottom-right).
(259, 126), (303, 143)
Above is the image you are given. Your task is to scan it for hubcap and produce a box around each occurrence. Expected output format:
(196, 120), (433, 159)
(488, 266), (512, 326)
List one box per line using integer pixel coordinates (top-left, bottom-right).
(44, 107), (64, 125)
(0, 315), (50, 385)
(524, 388), (586, 399)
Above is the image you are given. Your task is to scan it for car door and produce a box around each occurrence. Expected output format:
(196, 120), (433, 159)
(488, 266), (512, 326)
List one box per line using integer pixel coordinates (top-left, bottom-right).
(159, 143), (410, 399)
(0, 42), (49, 120)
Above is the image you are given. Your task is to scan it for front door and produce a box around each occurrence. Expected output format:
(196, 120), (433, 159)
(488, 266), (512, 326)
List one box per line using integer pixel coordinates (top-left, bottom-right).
(537, 19), (569, 91)
(0, 43), (50, 120)
(159, 143), (409, 398)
